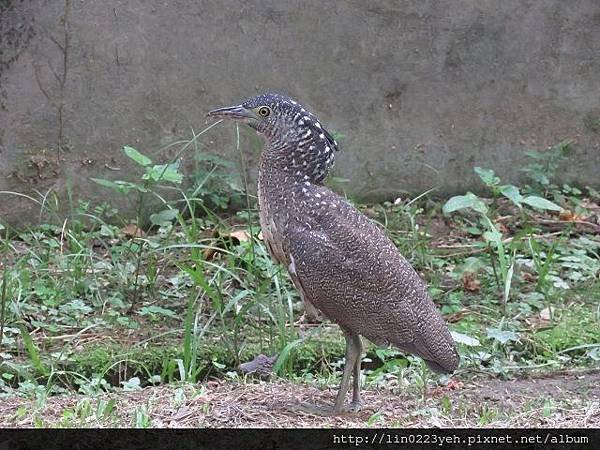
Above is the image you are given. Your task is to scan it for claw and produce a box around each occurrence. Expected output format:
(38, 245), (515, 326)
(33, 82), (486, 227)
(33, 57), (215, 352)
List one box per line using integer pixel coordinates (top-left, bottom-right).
(348, 400), (362, 413)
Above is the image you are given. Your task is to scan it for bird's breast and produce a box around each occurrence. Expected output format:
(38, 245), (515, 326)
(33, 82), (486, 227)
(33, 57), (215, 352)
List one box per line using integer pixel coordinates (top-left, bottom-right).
(257, 178), (289, 266)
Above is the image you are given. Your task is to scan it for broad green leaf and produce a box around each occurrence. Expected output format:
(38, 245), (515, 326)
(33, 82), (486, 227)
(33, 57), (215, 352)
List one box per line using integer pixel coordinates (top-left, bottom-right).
(149, 208), (179, 226)
(99, 224), (115, 237)
(587, 347), (600, 361)
(375, 347), (401, 361)
(443, 192), (488, 215)
(450, 331), (481, 347)
(486, 328), (519, 344)
(483, 228), (502, 244)
(212, 360), (226, 369)
(522, 196), (562, 211)
(195, 152), (235, 168)
(91, 178), (121, 189)
(466, 226), (482, 235)
(549, 275), (570, 289)
(139, 305), (177, 318)
(576, 237), (600, 248)
(143, 163), (183, 184)
(91, 178), (148, 194)
(463, 256), (485, 272)
(121, 376), (142, 391)
(474, 167), (500, 186)
(454, 256), (485, 277)
(123, 146), (152, 166)
(500, 184), (523, 206)
(148, 375), (161, 384)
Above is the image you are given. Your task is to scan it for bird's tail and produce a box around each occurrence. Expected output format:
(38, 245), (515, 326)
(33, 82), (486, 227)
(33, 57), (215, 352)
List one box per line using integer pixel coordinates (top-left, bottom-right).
(411, 305), (460, 374)
(424, 356), (459, 374)
(395, 339), (459, 374)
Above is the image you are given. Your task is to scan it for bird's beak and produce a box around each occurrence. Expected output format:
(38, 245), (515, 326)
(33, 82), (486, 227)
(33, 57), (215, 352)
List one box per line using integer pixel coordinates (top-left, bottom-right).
(206, 104), (257, 121)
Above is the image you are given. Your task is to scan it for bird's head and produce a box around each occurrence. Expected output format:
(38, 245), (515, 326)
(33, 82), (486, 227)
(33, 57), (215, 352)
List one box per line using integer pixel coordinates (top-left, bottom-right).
(208, 92), (337, 147)
(208, 92), (338, 183)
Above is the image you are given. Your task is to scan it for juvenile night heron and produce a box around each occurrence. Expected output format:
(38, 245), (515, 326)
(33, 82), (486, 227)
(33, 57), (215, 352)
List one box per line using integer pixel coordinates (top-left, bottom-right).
(208, 93), (459, 414)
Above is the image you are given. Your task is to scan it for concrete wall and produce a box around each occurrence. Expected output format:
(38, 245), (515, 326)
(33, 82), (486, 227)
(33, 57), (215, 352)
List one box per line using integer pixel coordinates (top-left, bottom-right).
(1, 0), (599, 226)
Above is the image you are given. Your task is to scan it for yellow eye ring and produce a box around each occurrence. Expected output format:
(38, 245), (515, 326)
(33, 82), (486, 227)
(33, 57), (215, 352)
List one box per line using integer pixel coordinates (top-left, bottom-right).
(257, 106), (271, 117)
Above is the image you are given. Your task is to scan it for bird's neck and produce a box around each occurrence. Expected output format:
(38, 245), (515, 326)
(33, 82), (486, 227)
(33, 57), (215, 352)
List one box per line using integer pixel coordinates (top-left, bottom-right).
(258, 140), (334, 188)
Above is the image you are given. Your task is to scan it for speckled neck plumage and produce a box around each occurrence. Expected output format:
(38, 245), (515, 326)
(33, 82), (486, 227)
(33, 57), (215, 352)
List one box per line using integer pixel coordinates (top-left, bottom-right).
(256, 97), (338, 186)
(259, 138), (334, 186)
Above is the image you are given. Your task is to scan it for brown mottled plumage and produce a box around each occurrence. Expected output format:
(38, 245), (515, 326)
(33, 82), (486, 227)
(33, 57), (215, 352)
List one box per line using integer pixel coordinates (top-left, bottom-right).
(208, 93), (459, 414)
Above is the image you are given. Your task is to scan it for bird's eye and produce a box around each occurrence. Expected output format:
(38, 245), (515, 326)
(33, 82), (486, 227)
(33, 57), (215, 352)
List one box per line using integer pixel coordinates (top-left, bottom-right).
(257, 106), (271, 117)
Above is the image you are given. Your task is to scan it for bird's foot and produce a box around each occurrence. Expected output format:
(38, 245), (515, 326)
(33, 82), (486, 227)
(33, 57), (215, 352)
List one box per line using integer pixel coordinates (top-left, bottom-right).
(348, 399), (362, 413)
(288, 401), (361, 416)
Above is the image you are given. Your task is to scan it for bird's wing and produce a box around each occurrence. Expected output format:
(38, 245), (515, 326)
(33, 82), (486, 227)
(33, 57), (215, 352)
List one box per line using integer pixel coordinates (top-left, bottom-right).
(286, 190), (458, 371)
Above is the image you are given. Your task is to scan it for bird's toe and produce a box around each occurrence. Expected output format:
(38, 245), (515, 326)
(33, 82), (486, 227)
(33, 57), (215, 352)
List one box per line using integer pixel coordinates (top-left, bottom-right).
(347, 400), (362, 413)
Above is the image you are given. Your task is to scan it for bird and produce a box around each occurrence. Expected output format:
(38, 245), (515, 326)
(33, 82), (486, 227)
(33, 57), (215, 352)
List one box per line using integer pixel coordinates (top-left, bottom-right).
(208, 93), (459, 414)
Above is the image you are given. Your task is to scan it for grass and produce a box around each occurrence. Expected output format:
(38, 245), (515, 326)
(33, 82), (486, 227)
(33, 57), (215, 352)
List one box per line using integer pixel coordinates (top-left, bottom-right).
(0, 134), (599, 427)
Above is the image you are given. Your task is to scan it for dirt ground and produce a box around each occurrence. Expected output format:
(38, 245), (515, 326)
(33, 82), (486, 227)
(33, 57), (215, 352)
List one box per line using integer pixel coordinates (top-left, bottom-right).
(1, 370), (599, 428)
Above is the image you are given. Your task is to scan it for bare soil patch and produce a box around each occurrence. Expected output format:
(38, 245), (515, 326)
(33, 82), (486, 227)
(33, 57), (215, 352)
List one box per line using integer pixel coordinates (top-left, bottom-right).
(1, 370), (599, 428)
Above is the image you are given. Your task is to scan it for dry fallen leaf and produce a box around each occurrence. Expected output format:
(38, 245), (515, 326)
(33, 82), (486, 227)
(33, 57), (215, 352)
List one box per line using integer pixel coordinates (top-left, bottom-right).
(170, 406), (192, 421)
(446, 310), (469, 323)
(446, 379), (464, 390)
(559, 209), (579, 221)
(227, 230), (251, 243)
(203, 228), (252, 260)
(539, 306), (555, 321)
(121, 223), (144, 238)
(524, 306), (556, 329)
(462, 271), (481, 292)
(521, 272), (537, 283)
(496, 221), (509, 233)
(430, 379), (464, 396)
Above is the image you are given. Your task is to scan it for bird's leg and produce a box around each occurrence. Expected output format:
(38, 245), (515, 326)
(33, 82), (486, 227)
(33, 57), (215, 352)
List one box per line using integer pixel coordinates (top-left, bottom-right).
(333, 330), (362, 414)
(349, 335), (362, 412)
(289, 330), (362, 416)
